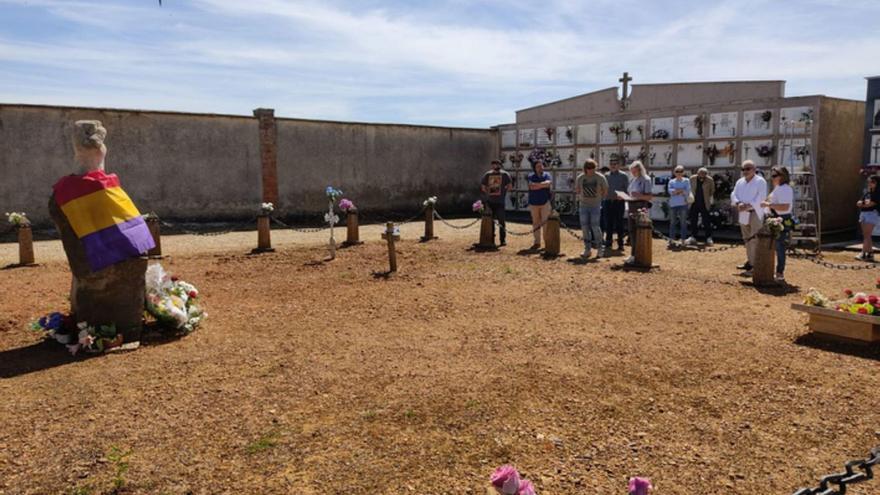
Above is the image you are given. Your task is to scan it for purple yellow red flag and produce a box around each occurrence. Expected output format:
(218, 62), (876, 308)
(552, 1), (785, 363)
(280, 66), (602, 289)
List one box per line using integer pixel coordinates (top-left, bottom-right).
(53, 170), (155, 272)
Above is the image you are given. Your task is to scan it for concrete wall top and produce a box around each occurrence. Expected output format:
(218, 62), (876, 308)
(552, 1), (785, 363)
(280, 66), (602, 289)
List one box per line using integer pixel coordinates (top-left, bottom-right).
(516, 80), (786, 124)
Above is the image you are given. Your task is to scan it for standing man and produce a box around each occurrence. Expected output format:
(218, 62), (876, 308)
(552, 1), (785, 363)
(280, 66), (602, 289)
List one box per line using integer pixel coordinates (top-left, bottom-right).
(527, 160), (553, 250)
(604, 156), (629, 251)
(480, 159), (513, 246)
(730, 160), (767, 276)
(686, 167), (715, 246)
(576, 159), (609, 258)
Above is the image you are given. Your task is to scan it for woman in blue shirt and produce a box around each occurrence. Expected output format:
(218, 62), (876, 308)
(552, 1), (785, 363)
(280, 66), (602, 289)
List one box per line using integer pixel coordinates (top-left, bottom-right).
(527, 160), (553, 250)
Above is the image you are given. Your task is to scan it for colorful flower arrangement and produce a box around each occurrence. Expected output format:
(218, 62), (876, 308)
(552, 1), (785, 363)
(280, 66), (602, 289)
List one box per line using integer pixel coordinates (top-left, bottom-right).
(5, 211), (30, 227)
(543, 127), (555, 141)
(636, 124), (644, 139)
(553, 195), (573, 214)
(799, 109), (814, 123)
(423, 196), (438, 208)
(565, 127), (574, 141)
(628, 477), (653, 495)
(635, 207), (652, 226)
(260, 202), (274, 215)
(804, 283), (880, 315)
(760, 110), (773, 123)
(326, 186), (343, 202)
(693, 115), (705, 136)
(510, 152), (524, 167)
(609, 124), (623, 136)
(472, 200), (485, 213)
(30, 313), (122, 355)
(650, 129), (669, 140)
(527, 148), (548, 166)
(794, 146), (810, 161)
(704, 144), (720, 165)
(755, 144), (775, 158)
(338, 198), (356, 212)
(490, 465), (536, 495)
(145, 264), (206, 334)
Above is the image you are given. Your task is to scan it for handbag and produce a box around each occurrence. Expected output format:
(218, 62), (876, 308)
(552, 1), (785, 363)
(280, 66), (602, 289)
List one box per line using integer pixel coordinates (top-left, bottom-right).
(687, 192), (695, 205)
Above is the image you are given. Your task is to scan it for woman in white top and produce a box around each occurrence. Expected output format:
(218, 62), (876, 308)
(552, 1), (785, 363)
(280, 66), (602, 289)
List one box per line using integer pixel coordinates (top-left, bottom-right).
(761, 166), (794, 282)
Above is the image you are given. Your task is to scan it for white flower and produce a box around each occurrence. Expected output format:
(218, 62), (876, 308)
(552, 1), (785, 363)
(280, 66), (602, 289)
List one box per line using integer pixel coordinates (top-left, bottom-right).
(66, 344), (81, 356)
(260, 202), (274, 213)
(77, 321), (89, 330)
(422, 196), (438, 207)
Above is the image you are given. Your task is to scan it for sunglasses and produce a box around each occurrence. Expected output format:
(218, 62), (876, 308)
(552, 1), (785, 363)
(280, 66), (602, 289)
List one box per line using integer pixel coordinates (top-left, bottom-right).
(742, 167), (755, 171)
(771, 173), (780, 178)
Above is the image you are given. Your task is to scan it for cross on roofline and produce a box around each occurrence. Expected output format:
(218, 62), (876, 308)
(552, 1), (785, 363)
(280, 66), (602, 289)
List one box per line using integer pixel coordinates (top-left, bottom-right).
(619, 72), (632, 110)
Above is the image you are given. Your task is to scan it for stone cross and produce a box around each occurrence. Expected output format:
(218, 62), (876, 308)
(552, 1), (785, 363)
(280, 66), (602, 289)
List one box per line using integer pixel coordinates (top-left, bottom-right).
(619, 72), (632, 109)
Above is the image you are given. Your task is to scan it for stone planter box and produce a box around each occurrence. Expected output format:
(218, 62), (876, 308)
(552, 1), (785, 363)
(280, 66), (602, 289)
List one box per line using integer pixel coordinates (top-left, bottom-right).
(791, 303), (880, 342)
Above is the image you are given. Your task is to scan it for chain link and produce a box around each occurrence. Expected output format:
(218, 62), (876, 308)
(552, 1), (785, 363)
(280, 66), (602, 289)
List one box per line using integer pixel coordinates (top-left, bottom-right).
(788, 249), (880, 271)
(500, 217), (550, 237)
(432, 210), (481, 230)
(792, 446), (879, 495)
(269, 216), (330, 233)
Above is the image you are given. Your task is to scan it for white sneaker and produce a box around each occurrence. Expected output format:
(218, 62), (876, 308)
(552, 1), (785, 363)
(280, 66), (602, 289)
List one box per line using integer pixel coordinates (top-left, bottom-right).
(625, 255), (636, 264)
(775, 273), (786, 282)
(685, 237), (697, 246)
(706, 237), (714, 246)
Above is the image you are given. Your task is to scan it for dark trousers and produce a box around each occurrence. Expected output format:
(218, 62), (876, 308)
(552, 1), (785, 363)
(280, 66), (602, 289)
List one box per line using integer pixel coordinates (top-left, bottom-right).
(688, 203), (713, 239)
(603, 200), (626, 245)
(489, 202), (506, 243)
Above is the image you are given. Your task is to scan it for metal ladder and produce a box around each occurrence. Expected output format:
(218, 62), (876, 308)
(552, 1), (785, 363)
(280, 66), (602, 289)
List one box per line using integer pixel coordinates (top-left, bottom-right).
(780, 119), (821, 252)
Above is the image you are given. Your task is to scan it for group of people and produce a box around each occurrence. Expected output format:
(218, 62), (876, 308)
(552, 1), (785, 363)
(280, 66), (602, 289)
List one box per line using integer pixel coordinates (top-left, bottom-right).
(480, 157), (798, 282)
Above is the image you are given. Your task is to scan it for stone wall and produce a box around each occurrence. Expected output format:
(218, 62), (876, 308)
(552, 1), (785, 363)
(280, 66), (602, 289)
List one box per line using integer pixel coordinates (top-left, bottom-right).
(0, 104), (496, 226)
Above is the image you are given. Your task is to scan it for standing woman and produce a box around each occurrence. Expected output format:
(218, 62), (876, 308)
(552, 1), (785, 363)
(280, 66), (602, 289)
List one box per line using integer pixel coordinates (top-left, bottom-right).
(527, 160), (553, 250)
(855, 175), (880, 262)
(666, 166), (691, 247)
(761, 166), (794, 281)
(624, 161), (653, 264)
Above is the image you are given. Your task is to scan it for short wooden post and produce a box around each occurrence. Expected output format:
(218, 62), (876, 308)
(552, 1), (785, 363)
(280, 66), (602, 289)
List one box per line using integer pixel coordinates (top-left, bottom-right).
(543, 210), (561, 256)
(344, 210), (362, 245)
(476, 208), (495, 249)
(18, 225), (35, 265)
(752, 231), (776, 286)
(146, 215), (162, 257)
(421, 205), (437, 241)
(385, 222), (397, 272)
(634, 221), (653, 268)
(252, 214), (274, 253)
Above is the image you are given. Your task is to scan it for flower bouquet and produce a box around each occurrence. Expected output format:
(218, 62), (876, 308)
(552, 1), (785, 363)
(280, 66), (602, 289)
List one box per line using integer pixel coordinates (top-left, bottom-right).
(31, 312), (75, 344)
(764, 216), (784, 237)
(527, 148), (548, 166)
(145, 264), (206, 334)
(650, 129), (669, 140)
(423, 196), (438, 208)
(472, 200), (485, 214)
(338, 198), (356, 213)
(5, 211), (30, 228)
(260, 202), (274, 215)
(326, 186), (343, 202)
(30, 313), (122, 355)
(761, 110), (773, 123)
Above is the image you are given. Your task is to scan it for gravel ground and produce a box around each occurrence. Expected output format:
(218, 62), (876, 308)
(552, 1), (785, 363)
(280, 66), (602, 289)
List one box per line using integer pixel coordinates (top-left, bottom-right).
(1, 220), (879, 495)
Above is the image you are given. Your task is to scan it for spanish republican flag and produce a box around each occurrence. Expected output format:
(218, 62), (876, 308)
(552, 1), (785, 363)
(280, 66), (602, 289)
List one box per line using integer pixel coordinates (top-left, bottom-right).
(52, 170), (155, 272)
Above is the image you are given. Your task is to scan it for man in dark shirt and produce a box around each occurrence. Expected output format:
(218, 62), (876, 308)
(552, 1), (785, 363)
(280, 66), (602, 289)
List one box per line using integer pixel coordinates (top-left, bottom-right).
(480, 159), (513, 246)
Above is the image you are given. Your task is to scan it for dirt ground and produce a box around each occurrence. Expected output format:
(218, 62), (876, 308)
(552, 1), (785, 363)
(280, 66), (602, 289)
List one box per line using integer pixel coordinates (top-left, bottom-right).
(1, 220), (879, 495)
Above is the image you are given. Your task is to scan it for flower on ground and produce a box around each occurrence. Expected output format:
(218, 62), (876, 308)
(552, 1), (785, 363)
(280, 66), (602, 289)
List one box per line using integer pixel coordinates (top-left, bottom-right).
(66, 344), (81, 356)
(517, 479), (536, 495)
(490, 465), (521, 495)
(628, 477), (653, 495)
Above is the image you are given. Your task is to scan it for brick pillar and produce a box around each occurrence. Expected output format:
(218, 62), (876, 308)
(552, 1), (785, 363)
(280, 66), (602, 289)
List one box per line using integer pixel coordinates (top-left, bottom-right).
(254, 108), (279, 205)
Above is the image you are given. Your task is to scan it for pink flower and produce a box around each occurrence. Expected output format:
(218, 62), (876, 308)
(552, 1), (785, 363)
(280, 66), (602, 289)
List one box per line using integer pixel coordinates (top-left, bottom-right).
(855, 296), (867, 304)
(844, 288), (853, 297)
(490, 465), (521, 495)
(869, 295), (878, 304)
(628, 477), (653, 495)
(472, 200), (484, 213)
(517, 479), (536, 495)
(338, 198), (355, 211)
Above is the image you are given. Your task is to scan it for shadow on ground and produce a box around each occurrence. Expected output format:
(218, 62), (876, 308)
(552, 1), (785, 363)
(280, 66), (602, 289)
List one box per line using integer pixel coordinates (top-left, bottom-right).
(794, 333), (880, 362)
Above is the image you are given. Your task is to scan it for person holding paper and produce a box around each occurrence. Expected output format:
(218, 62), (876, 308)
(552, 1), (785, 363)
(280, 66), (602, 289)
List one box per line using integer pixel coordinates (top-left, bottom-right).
(623, 161), (653, 264)
(730, 160), (767, 276)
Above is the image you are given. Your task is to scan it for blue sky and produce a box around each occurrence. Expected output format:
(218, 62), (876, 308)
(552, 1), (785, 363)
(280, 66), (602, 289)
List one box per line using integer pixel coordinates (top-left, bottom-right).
(0, 0), (877, 127)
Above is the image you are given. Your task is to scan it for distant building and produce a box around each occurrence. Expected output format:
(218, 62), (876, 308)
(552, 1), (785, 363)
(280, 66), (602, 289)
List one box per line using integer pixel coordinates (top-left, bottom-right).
(496, 77), (864, 239)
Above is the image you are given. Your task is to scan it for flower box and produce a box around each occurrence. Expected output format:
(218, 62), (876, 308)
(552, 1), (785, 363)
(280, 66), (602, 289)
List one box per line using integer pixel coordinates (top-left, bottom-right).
(791, 303), (880, 342)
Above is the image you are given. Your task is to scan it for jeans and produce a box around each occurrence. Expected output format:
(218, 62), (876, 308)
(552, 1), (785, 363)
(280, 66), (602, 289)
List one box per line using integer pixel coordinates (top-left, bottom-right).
(689, 203), (713, 239)
(579, 204), (602, 249)
(488, 202), (506, 244)
(529, 202), (552, 245)
(775, 214), (792, 275)
(603, 199), (626, 246)
(669, 205), (688, 240)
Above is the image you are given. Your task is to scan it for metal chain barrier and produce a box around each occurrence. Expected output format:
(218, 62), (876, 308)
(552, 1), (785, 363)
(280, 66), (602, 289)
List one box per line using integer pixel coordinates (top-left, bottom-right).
(160, 218), (255, 237)
(559, 220), (584, 240)
(432, 210), (481, 230)
(360, 206), (427, 227)
(792, 446), (879, 495)
(269, 216), (330, 234)
(788, 248), (880, 271)
(500, 217), (550, 237)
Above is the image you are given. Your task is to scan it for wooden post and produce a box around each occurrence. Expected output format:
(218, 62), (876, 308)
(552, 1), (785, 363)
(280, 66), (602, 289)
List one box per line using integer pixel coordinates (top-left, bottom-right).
(252, 214), (274, 253)
(421, 205), (437, 241)
(752, 231), (776, 286)
(385, 222), (397, 272)
(476, 208), (495, 249)
(543, 210), (561, 256)
(146, 216), (162, 257)
(634, 222), (653, 268)
(17, 225), (35, 265)
(344, 210), (362, 245)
